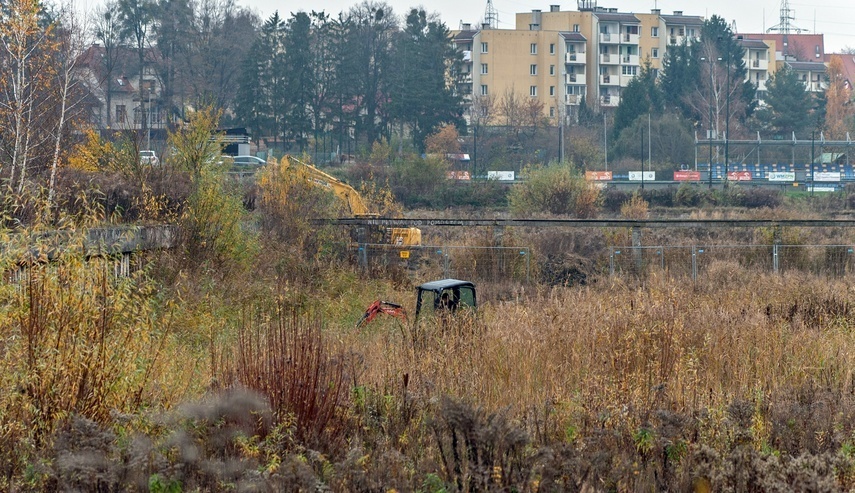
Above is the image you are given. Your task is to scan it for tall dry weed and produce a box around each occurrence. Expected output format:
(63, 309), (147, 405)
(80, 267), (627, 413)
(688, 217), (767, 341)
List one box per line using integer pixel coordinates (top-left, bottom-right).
(218, 305), (351, 452)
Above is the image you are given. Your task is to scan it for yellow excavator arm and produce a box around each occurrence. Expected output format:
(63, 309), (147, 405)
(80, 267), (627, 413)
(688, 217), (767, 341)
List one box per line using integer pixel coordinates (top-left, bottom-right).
(280, 155), (376, 217)
(279, 155), (421, 247)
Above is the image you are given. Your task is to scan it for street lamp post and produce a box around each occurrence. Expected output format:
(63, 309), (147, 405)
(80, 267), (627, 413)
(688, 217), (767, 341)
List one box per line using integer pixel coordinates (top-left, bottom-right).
(701, 56), (714, 189)
(724, 44), (731, 186)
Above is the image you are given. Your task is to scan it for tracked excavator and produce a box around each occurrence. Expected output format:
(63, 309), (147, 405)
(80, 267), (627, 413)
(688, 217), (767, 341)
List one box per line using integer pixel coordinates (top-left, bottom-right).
(280, 155), (421, 247)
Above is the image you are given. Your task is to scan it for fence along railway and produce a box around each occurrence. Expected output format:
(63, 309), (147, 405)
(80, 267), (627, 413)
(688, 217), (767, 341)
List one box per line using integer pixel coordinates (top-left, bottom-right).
(8, 219), (855, 282)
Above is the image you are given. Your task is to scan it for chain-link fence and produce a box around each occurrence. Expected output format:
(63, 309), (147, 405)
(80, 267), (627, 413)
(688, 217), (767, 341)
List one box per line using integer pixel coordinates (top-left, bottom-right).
(610, 244), (855, 280)
(354, 244), (532, 283)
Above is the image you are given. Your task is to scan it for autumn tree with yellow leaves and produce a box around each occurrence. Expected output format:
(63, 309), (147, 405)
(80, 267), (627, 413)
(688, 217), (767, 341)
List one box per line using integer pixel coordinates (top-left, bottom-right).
(824, 55), (854, 140)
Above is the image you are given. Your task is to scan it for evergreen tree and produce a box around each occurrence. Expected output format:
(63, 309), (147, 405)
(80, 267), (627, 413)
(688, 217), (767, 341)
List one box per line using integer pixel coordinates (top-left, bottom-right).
(341, 2), (397, 146)
(389, 9), (463, 151)
(660, 41), (700, 118)
(701, 16), (755, 125)
(758, 65), (816, 138)
(117, 0), (156, 134)
(152, 0), (193, 121)
(233, 13), (285, 145)
(283, 12), (313, 151)
(612, 61), (660, 139)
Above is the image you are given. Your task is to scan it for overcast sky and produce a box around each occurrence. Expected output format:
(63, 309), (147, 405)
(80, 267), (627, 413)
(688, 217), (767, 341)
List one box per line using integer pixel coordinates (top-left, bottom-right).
(246, 0), (855, 53)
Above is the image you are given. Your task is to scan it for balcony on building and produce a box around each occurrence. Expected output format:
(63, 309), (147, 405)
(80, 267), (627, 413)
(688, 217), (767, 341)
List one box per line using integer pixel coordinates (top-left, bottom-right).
(600, 53), (619, 65)
(621, 54), (639, 65)
(565, 51), (586, 64)
(622, 33), (639, 45)
(462, 50), (472, 62)
(751, 58), (768, 70)
(600, 94), (620, 107)
(565, 94), (582, 105)
(600, 74), (618, 86)
(600, 32), (619, 44)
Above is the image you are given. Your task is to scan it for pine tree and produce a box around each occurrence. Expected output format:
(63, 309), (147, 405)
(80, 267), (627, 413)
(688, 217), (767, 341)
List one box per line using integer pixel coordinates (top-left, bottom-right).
(760, 65), (815, 137)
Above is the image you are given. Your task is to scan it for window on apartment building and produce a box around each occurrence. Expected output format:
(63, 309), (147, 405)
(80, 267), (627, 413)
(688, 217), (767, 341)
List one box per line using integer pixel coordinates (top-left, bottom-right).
(651, 26), (659, 37)
(651, 48), (659, 58)
(622, 66), (638, 76)
(481, 42), (488, 53)
(481, 84), (488, 95)
(550, 106), (555, 117)
(550, 65), (555, 75)
(688, 28), (696, 37)
(549, 86), (555, 96)
(572, 24), (580, 32)
(530, 43), (537, 54)
(530, 64), (537, 75)
(530, 85), (537, 96)
(115, 105), (127, 123)
(550, 43), (555, 54)
(481, 63), (488, 74)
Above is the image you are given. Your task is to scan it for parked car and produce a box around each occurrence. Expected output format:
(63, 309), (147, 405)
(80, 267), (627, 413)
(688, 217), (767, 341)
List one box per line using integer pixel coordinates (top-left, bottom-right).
(139, 150), (159, 165)
(231, 155), (267, 166)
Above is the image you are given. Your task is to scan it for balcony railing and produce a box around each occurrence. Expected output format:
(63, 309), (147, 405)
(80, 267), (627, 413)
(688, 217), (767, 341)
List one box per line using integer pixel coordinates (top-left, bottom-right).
(565, 52), (585, 63)
(566, 73), (577, 83)
(565, 94), (580, 104)
(622, 33), (639, 44)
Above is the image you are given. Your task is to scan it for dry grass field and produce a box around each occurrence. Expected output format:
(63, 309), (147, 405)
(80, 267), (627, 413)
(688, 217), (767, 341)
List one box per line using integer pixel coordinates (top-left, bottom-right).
(4, 218), (855, 491)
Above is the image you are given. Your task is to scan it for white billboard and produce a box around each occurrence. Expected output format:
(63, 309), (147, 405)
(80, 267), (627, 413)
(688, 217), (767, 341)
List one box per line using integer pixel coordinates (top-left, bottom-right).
(488, 171), (515, 181)
(767, 172), (795, 181)
(813, 172), (841, 182)
(628, 171), (656, 181)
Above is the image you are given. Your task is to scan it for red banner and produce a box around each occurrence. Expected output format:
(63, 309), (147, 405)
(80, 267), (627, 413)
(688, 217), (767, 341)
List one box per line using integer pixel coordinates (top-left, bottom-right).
(674, 171), (701, 181)
(585, 171), (613, 181)
(727, 171), (752, 181)
(446, 171), (471, 180)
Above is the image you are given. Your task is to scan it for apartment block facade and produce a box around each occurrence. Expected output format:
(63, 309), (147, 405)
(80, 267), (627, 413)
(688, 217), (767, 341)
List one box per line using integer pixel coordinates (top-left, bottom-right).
(453, 1), (793, 124)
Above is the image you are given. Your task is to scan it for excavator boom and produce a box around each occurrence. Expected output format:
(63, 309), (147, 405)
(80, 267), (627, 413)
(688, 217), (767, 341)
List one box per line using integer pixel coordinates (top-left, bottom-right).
(280, 155), (421, 246)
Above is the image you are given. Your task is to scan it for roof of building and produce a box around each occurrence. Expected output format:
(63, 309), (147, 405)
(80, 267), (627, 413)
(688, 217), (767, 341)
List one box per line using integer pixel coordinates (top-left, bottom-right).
(593, 12), (639, 23)
(559, 31), (587, 42)
(739, 33), (824, 61)
(786, 60), (827, 71)
(660, 14), (704, 25)
(454, 30), (477, 42)
(739, 38), (769, 50)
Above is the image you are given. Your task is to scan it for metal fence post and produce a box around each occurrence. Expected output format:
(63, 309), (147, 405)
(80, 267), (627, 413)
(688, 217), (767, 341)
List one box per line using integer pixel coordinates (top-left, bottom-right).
(692, 246), (697, 281)
(773, 244), (779, 274)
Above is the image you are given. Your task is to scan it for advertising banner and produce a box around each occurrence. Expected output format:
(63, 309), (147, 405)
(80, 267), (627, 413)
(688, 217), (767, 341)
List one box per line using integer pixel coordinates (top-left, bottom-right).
(628, 171), (656, 181)
(727, 171), (752, 181)
(813, 172), (841, 182)
(674, 171), (701, 181)
(767, 172), (795, 181)
(446, 171), (471, 180)
(585, 171), (613, 181)
(487, 171), (515, 181)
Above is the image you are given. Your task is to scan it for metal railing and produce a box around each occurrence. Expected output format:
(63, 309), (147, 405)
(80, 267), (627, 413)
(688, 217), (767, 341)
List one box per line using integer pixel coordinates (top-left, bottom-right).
(610, 244), (855, 280)
(355, 244), (531, 283)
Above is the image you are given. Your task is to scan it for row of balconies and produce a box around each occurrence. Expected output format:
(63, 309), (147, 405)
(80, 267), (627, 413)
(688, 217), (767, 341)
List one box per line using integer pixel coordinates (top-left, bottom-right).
(600, 33), (639, 45)
(599, 53), (639, 65)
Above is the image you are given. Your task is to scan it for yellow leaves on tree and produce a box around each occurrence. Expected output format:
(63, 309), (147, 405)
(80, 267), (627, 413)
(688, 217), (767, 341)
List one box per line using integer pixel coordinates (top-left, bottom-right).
(824, 55), (854, 140)
(424, 124), (461, 155)
(66, 129), (115, 172)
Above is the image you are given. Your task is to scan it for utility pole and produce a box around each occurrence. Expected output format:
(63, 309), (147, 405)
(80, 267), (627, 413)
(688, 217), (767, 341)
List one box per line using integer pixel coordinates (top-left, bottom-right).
(701, 56), (714, 189)
(724, 43), (731, 186)
(641, 126), (645, 190)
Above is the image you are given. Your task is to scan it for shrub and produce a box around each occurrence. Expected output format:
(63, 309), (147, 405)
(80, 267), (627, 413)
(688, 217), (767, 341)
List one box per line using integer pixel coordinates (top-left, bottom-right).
(742, 187), (783, 209)
(675, 184), (701, 207)
(621, 191), (649, 219)
(509, 163), (601, 217)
